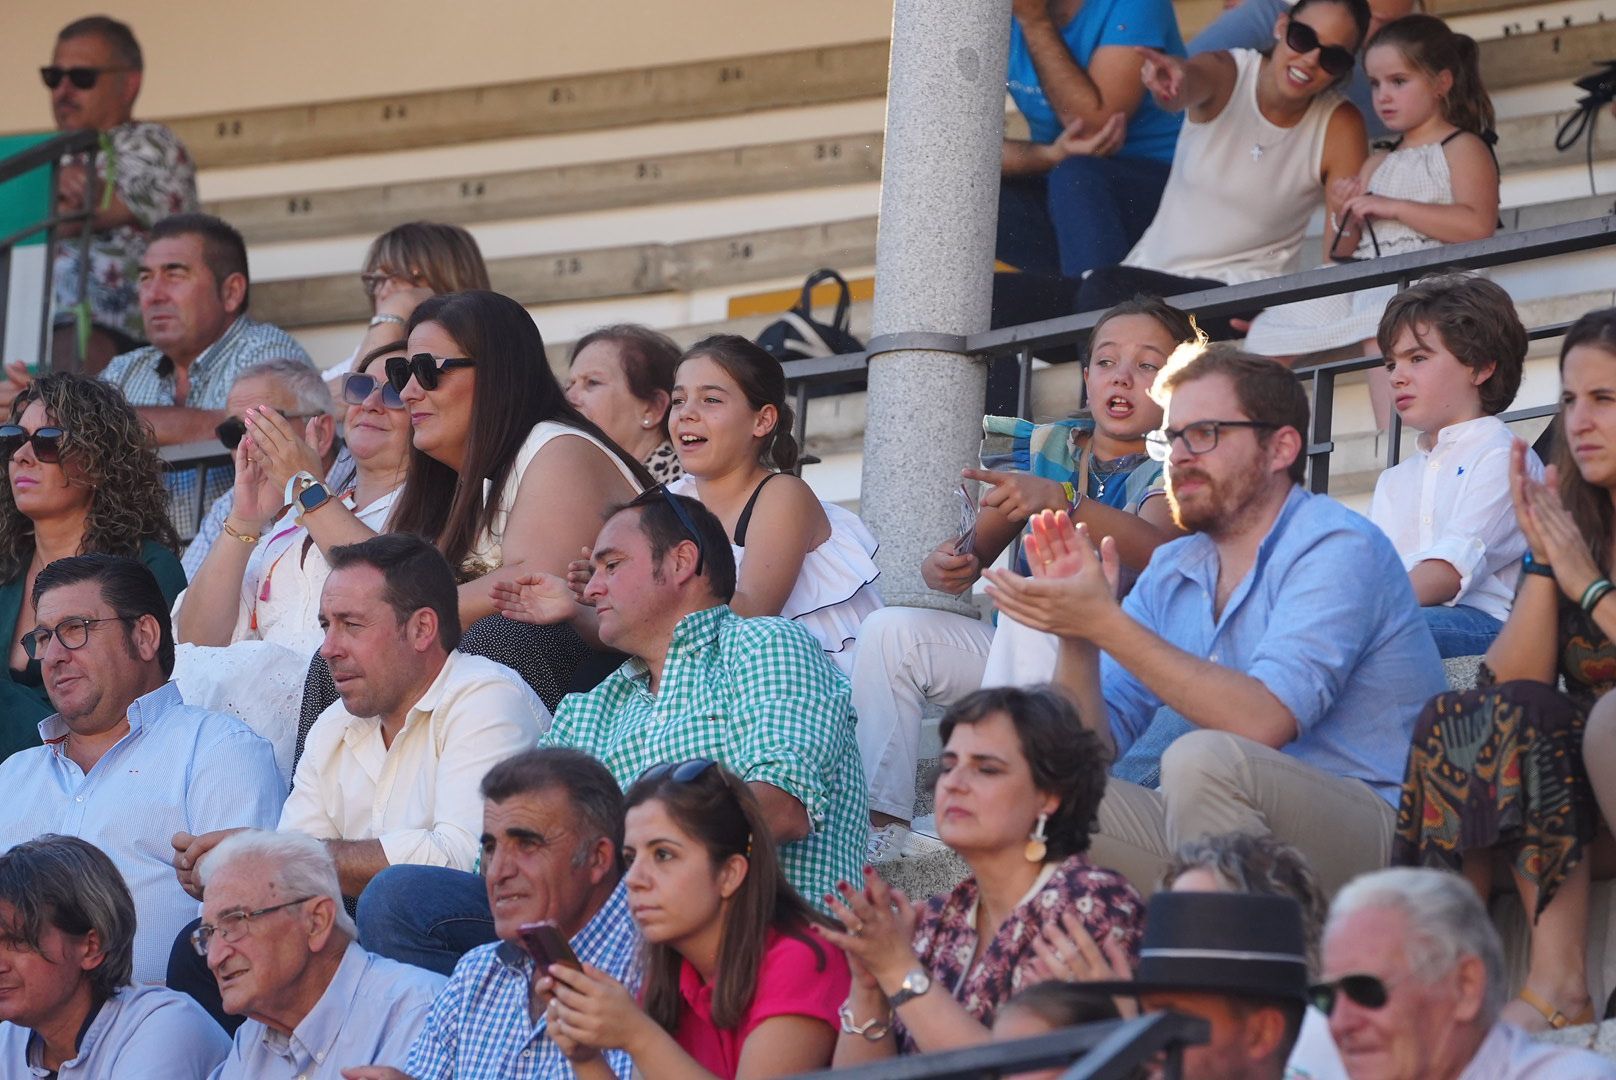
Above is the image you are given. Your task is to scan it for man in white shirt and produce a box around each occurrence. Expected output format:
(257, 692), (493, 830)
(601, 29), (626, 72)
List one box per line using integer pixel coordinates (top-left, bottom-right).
(1319, 868), (1616, 1080)
(199, 829), (444, 1079)
(168, 533), (547, 1025)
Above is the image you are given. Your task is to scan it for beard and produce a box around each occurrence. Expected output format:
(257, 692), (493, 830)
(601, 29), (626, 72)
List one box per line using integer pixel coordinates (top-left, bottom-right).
(1166, 459), (1268, 538)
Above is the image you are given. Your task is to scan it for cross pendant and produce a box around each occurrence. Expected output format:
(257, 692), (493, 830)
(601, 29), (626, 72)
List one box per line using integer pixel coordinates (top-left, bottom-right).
(1249, 143), (1264, 163)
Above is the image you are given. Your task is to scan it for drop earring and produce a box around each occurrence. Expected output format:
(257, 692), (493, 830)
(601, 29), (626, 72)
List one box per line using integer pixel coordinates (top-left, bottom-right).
(1024, 812), (1048, 863)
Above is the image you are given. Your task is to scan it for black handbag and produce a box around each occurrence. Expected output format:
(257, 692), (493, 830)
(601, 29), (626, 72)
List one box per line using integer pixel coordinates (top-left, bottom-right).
(754, 268), (864, 362)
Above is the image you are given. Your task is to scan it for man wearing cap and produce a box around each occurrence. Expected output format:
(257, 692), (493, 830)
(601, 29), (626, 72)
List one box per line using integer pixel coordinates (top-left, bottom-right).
(1081, 891), (1309, 1080)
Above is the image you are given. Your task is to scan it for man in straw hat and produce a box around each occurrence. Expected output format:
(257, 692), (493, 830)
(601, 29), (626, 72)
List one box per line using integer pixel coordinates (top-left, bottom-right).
(1078, 890), (1309, 1080)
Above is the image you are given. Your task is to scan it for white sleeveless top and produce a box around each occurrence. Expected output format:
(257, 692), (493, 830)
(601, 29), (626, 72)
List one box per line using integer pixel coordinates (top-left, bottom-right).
(1122, 48), (1345, 284)
(468, 420), (643, 573)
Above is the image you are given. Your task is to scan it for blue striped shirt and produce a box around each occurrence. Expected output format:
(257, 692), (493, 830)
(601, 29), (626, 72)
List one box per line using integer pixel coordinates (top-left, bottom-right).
(405, 882), (638, 1079)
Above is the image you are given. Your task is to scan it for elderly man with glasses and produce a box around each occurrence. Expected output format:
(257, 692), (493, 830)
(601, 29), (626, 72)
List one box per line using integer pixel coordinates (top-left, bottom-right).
(355, 490), (864, 977)
(196, 829), (444, 1079)
(988, 344), (1444, 899)
(0, 553), (281, 987)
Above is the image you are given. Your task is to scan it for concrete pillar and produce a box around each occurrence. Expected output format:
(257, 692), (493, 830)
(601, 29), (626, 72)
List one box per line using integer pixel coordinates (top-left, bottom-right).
(859, 0), (1008, 613)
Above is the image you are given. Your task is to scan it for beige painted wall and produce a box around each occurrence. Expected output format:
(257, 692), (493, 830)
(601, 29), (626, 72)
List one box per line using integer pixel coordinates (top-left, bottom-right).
(2, 0), (895, 134)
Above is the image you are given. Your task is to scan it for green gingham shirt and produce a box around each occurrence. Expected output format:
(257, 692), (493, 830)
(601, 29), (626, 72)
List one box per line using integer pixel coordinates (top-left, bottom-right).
(542, 605), (865, 907)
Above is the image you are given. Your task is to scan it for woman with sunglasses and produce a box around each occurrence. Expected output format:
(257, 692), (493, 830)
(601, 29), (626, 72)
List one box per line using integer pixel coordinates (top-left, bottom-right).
(0, 372), (182, 757)
(829, 687), (1142, 1066)
(1073, 0), (1372, 340)
(172, 342), (410, 675)
(1395, 310), (1616, 1032)
(546, 760), (850, 1080)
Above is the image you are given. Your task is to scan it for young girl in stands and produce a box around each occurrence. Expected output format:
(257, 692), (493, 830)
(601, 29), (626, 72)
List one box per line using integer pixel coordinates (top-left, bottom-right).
(1245, 15), (1499, 426)
(1368, 274), (1537, 658)
(546, 760), (849, 1080)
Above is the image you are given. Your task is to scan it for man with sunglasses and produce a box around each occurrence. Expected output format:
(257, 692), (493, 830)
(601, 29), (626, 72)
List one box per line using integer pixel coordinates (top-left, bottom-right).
(0, 553), (281, 987)
(987, 344), (1443, 899)
(34, 16), (198, 375)
(1320, 868), (1615, 1078)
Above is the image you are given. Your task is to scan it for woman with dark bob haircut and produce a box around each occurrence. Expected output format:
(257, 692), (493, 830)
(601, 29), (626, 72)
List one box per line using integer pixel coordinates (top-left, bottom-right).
(0, 834), (228, 1075)
(0, 373), (183, 755)
(829, 686), (1143, 1065)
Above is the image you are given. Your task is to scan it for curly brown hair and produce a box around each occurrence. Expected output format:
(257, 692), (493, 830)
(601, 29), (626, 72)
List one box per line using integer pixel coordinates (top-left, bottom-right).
(0, 373), (179, 581)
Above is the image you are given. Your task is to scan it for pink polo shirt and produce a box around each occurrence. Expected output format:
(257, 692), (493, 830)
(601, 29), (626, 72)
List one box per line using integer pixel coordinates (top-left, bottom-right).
(673, 925), (850, 1078)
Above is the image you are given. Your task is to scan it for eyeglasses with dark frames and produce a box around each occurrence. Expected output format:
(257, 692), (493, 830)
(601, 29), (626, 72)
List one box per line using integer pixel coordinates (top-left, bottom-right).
(40, 65), (133, 90)
(1283, 20), (1357, 79)
(1145, 420), (1279, 462)
(628, 485), (706, 575)
(342, 372), (405, 410)
(21, 615), (132, 661)
(0, 425), (67, 465)
(189, 896), (317, 956)
(385, 353), (476, 394)
(359, 269), (425, 296)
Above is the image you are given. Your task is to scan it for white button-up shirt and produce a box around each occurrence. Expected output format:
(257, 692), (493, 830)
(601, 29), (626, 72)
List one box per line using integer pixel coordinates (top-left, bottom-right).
(279, 652), (549, 871)
(1369, 415), (1542, 624)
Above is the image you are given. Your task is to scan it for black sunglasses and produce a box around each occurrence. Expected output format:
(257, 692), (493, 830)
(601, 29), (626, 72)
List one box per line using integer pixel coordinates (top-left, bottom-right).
(40, 65), (129, 90)
(638, 758), (719, 786)
(342, 372), (405, 410)
(629, 485), (706, 575)
(1284, 20), (1357, 79)
(1308, 974), (1391, 1016)
(214, 410), (318, 451)
(0, 424), (67, 464)
(385, 353), (476, 393)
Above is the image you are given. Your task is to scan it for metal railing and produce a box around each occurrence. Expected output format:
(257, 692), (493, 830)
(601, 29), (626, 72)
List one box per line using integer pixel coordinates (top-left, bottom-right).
(781, 214), (1616, 491)
(793, 1013), (1208, 1080)
(0, 129), (101, 372)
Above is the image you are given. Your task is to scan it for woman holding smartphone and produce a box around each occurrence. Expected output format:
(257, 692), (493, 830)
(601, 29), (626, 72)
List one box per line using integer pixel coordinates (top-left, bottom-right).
(544, 760), (850, 1080)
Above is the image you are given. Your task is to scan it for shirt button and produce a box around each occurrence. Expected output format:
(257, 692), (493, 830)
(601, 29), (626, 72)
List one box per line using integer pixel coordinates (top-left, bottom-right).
(1423, 516), (1433, 524)
(74, 795), (84, 803)
(315, 1052), (325, 1062)
(523, 1049), (535, 1058)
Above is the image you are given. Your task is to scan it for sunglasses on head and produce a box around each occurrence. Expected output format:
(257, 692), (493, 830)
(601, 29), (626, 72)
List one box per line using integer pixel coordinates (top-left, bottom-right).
(385, 353), (476, 393)
(1308, 974), (1391, 1016)
(40, 65), (128, 90)
(0, 425), (67, 465)
(639, 758), (720, 786)
(1284, 20), (1357, 79)
(628, 485), (707, 575)
(342, 372), (405, 410)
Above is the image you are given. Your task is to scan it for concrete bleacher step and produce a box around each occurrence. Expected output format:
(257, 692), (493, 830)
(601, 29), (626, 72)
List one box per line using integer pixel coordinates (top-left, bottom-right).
(165, 20), (1612, 172)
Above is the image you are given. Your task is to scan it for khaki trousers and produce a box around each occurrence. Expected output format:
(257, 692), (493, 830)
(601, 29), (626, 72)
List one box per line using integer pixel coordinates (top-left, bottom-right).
(1090, 729), (1397, 898)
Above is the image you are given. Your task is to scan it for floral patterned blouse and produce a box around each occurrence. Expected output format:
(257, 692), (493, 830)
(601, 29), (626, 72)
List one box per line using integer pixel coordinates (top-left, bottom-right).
(895, 854), (1144, 1053)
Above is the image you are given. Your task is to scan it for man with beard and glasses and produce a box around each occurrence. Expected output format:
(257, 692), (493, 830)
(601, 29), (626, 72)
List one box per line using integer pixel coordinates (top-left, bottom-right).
(986, 344), (1442, 898)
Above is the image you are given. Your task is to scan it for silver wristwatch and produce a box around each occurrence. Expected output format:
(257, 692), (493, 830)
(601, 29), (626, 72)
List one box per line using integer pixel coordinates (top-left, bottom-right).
(887, 967), (933, 1009)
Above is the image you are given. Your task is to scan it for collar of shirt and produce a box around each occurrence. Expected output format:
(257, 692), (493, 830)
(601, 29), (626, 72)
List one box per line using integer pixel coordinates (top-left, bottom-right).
(1161, 484), (1308, 623)
(154, 313), (247, 380)
(258, 940), (371, 1070)
(1413, 413), (1503, 457)
(25, 992), (106, 1071)
(621, 604), (732, 692)
(37, 680), (180, 748)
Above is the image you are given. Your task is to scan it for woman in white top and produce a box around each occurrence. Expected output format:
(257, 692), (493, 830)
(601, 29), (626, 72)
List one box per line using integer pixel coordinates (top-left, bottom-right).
(1076, 0), (1371, 339)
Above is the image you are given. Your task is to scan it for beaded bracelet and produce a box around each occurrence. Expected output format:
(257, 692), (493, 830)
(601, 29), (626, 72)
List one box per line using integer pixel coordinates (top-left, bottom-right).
(1581, 578), (1614, 614)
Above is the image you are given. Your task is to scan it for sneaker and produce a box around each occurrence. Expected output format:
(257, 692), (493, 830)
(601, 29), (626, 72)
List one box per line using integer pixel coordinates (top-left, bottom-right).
(867, 823), (951, 863)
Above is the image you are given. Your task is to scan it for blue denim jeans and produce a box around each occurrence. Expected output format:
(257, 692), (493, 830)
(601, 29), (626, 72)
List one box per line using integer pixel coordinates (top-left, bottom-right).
(356, 864), (496, 976)
(1112, 708), (1197, 790)
(996, 155), (1171, 278)
(1422, 603), (1503, 660)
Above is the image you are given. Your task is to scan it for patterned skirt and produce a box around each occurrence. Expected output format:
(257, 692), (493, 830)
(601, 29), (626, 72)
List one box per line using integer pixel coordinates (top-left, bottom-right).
(1392, 679), (1598, 918)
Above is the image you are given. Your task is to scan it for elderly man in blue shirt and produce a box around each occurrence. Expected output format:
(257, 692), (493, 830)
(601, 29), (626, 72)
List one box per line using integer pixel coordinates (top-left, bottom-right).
(988, 344), (1445, 897)
(0, 553), (282, 985)
(197, 829), (443, 1079)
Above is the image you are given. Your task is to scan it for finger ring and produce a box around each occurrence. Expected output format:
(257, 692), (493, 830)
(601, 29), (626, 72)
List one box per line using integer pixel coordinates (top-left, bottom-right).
(849, 921), (865, 936)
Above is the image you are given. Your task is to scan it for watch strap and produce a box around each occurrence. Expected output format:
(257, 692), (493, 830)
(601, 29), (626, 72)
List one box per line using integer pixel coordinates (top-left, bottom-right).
(887, 968), (932, 1009)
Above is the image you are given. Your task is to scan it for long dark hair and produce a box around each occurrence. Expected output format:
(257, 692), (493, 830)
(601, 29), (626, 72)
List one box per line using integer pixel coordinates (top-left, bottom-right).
(1556, 309), (1616, 569)
(679, 335), (800, 473)
(626, 763), (831, 1033)
(1368, 15), (1494, 136)
(0, 373), (179, 581)
(386, 291), (651, 573)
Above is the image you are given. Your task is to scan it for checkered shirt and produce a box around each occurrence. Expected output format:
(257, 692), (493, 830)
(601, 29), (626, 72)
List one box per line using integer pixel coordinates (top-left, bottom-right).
(403, 882), (637, 1079)
(100, 314), (313, 540)
(542, 605), (866, 908)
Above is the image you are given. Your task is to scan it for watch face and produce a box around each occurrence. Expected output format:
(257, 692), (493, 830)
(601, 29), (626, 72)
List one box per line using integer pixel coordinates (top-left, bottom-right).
(297, 483), (328, 511)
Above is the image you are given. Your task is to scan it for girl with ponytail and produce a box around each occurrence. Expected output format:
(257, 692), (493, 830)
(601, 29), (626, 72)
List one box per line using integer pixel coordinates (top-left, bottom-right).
(663, 335), (882, 674)
(1244, 13), (1501, 428)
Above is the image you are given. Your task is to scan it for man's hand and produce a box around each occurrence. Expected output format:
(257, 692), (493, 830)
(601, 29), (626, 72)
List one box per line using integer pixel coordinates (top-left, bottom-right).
(0, 361), (34, 413)
(982, 510), (1122, 642)
(55, 163), (90, 216)
(920, 541), (981, 595)
(171, 828), (246, 900)
(1043, 113), (1128, 164)
(491, 572), (580, 625)
(964, 467), (1072, 525)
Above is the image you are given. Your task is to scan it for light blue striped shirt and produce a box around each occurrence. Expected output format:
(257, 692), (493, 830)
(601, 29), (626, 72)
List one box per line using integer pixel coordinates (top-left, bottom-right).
(0, 682), (283, 984)
(213, 940), (445, 1079)
(0, 984), (229, 1078)
(405, 882), (638, 1079)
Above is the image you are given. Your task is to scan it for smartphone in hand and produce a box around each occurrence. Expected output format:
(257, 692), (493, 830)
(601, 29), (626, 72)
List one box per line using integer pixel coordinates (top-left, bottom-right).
(519, 920), (582, 972)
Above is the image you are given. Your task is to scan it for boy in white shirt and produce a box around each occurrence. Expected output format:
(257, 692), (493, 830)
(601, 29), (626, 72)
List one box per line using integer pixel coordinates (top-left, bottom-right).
(1369, 274), (1541, 658)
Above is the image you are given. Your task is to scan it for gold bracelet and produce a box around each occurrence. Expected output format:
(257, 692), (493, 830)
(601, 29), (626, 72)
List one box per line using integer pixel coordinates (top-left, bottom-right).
(221, 520), (260, 545)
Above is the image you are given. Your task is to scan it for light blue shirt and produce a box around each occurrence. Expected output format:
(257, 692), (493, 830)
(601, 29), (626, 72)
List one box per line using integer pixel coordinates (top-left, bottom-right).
(0, 682), (282, 984)
(0, 984), (229, 1079)
(1103, 486), (1445, 804)
(213, 940), (445, 1079)
(405, 882), (638, 1080)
